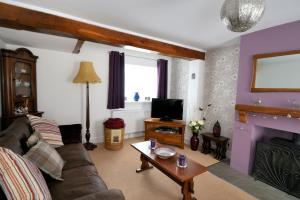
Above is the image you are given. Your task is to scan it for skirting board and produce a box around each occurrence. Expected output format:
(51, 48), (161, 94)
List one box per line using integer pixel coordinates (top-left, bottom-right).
(86, 132), (145, 144)
(85, 133), (232, 158)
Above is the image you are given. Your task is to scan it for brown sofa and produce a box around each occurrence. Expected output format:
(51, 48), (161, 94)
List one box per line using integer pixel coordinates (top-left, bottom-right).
(0, 117), (125, 200)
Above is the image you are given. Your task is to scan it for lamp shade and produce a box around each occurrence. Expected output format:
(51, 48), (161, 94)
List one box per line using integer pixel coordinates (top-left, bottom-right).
(73, 61), (101, 83)
(220, 0), (265, 32)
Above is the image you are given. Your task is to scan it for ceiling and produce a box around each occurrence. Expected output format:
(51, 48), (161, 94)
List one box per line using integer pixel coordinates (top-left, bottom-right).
(1, 0), (300, 51)
(0, 27), (77, 52)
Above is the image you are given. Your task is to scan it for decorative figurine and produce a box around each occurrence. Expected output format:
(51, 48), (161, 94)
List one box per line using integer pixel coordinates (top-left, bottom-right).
(213, 120), (221, 137)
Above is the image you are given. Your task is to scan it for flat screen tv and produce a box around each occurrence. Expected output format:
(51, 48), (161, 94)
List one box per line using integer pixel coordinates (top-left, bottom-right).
(151, 98), (183, 121)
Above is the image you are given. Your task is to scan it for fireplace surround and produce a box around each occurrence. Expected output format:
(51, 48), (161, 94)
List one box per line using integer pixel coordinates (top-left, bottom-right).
(252, 135), (300, 198)
(231, 20), (300, 198)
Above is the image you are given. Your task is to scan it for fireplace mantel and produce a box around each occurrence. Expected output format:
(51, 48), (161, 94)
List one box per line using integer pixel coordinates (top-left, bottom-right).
(235, 104), (300, 123)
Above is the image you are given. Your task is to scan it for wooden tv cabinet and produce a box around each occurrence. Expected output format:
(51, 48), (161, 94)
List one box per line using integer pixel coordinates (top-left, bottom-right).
(144, 118), (186, 149)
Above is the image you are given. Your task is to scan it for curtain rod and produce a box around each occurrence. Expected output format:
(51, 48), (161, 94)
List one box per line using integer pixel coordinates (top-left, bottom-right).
(125, 54), (158, 61)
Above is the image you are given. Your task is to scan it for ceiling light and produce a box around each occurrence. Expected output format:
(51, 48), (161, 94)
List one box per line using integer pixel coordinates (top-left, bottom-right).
(220, 0), (265, 32)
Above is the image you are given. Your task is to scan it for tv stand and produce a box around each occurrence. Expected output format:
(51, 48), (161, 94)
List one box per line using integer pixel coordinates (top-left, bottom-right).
(159, 117), (173, 122)
(144, 118), (185, 149)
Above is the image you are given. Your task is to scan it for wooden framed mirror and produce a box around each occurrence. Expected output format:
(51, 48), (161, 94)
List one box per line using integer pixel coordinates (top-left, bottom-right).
(251, 49), (300, 92)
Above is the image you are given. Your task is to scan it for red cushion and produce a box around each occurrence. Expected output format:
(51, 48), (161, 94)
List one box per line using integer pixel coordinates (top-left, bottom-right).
(104, 118), (125, 129)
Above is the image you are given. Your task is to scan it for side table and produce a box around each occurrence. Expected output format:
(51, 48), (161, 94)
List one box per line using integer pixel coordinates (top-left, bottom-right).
(201, 133), (229, 160)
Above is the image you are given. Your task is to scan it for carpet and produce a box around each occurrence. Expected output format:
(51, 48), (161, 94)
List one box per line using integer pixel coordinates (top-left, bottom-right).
(89, 137), (256, 200)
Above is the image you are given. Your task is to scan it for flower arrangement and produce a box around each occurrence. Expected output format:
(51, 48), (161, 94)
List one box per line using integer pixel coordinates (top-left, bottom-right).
(188, 120), (204, 134)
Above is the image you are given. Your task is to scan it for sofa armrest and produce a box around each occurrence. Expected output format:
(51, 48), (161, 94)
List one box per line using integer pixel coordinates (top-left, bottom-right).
(73, 189), (125, 200)
(59, 124), (82, 144)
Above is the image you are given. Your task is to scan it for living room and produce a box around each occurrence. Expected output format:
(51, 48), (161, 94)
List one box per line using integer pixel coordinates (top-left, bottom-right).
(0, 0), (300, 200)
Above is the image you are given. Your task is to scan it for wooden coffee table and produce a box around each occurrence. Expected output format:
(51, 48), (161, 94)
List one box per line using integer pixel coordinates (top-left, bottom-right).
(131, 141), (207, 200)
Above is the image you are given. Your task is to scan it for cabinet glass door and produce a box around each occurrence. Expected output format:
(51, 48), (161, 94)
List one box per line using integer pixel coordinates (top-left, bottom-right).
(14, 62), (32, 98)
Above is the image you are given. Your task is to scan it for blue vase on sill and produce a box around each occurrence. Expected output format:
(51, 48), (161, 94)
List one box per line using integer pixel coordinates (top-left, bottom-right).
(134, 92), (140, 101)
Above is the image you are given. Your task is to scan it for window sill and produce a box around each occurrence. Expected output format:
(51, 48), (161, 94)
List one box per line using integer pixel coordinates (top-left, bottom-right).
(125, 101), (151, 103)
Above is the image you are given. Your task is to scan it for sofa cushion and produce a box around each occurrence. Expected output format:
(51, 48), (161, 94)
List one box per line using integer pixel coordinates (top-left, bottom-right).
(56, 143), (93, 170)
(0, 147), (52, 200)
(26, 131), (40, 148)
(24, 140), (65, 181)
(0, 117), (32, 155)
(47, 165), (108, 200)
(27, 115), (64, 148)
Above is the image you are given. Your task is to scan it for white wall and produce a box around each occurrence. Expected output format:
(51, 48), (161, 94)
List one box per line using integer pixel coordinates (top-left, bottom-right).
(185, 60), (205, 143)
(6, 42), (172, 143)
(169, 58), (206, 143)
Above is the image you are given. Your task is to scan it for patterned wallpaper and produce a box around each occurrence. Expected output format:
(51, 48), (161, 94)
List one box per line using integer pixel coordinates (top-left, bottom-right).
(170, 58), (190, 121)
(203, 45), (240, 142)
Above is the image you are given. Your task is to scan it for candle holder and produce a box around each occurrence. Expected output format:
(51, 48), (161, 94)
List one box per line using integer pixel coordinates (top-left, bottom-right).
(150, 138), (156, 150)
(177, 154), (187, 168)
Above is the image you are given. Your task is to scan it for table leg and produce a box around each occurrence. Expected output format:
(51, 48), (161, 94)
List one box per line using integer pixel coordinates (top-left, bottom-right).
(182, 179), (197, 200)
(201, 138), (211, 154)
(136, 154), (153, 173)
(215, 143), (222, 160)
(221, 142), (227, 160)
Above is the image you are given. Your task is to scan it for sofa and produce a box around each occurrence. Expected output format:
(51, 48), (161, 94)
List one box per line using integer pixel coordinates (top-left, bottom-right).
(0, 117), (125, 200)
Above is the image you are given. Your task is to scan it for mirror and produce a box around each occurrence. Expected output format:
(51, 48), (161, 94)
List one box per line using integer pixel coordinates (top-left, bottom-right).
(251, 50), (300, 92)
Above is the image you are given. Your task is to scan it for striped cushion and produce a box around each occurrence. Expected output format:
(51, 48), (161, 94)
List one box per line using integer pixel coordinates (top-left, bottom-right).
(27, 115), (64, 148)
(0, 147), (52, 200)
(23, 140), (65, 181)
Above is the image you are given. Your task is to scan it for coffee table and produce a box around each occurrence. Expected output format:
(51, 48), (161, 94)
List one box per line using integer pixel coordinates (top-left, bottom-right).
(131, 141), (207, 200)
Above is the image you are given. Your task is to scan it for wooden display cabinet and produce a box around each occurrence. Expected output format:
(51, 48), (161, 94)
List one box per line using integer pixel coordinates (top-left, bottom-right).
(0, 48), (43, 130)
(144, 118), (185, 149)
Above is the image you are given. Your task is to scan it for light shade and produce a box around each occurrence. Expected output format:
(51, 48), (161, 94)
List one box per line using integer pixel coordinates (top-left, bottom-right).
(220, 0), (265, 32)
(73, 61), (101, 83)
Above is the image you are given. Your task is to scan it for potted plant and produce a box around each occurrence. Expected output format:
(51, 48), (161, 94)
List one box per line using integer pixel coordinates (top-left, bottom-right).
(188, 120), (204, 151)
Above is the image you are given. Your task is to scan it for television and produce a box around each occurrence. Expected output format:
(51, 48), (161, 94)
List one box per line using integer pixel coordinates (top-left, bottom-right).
(151, 98), (183, 121)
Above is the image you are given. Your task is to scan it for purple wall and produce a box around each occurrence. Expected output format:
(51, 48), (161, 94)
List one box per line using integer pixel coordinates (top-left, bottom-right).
(231, 20), (300, 174)
(237, 20), (300, 108)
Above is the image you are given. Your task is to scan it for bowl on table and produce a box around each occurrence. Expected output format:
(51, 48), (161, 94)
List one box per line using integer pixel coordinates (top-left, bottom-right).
(154, 147), (176, 159)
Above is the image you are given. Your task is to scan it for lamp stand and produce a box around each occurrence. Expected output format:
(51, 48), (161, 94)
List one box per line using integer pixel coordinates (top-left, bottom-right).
(84, 82), (97, 150)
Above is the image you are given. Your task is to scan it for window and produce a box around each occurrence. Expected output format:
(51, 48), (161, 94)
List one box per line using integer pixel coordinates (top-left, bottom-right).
(125, 63), (157, 102)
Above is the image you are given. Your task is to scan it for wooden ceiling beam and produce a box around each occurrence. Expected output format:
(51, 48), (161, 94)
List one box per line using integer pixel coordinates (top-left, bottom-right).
(72, 39), (84, 54)
(0, 3), (205, 60)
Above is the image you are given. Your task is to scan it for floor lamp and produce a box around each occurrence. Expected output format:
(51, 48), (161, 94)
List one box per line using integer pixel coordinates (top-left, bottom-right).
(73, 61), (101, 150)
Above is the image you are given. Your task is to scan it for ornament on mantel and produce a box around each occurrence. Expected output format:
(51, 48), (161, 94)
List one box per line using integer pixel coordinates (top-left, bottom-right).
(249, 113), (295, 120)
(252, 98), (263, 106)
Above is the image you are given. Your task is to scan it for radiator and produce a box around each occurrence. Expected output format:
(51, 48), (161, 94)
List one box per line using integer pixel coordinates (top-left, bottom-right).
(111, 109), (151, 134)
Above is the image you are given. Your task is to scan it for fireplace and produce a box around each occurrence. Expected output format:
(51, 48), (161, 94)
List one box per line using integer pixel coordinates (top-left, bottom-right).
(252, 134), (300, 198)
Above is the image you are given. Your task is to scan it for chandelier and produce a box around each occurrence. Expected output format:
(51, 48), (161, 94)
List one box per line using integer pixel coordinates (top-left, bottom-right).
(220, 0), (265, 32)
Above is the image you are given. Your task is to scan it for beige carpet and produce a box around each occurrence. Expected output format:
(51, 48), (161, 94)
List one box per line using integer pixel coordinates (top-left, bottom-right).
(89, 137), (256, 200)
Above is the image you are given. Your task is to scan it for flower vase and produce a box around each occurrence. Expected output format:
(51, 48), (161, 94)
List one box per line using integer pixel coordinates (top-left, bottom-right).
(134, 92), (140, 101)
(190, 132), (199, 151)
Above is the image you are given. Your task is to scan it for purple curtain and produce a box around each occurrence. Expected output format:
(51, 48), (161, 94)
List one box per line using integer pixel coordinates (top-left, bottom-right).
(157, 59), (168, 99)
(107, 51), (125, 109)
